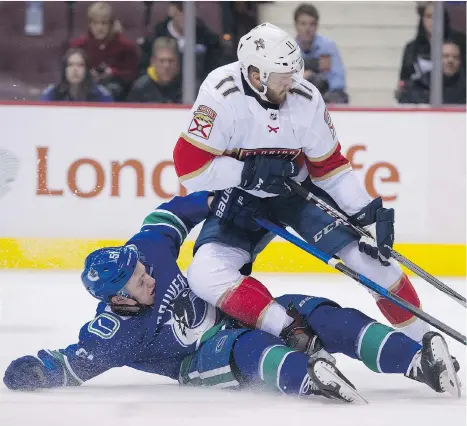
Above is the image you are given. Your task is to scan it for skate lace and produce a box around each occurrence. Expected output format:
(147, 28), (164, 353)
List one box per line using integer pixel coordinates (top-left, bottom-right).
(406, 350), (422, 378)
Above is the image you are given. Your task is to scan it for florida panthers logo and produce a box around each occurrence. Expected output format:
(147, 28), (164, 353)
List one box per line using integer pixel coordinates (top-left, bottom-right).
(168, 290), (217, 347)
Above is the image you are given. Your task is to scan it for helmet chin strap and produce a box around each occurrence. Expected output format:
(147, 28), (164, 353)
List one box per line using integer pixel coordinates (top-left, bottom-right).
(110, 288), (152, 316)
(110, 300), (153, 316)
(241, 66), (271, 102)
(241, 66), (304, 103)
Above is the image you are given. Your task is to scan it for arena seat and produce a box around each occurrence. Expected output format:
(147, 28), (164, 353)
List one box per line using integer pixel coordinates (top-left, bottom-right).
(0, 1), (223, 100)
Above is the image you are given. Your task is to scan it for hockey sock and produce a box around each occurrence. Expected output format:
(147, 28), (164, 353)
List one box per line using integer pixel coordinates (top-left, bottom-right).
(308, 305), (377, 357)
(306, 304), (421, 374)
(376, 273), (421, 327)
(357, 322), (421, 373)
(233, 331), (310, 396)
(219, 276), (292, 336)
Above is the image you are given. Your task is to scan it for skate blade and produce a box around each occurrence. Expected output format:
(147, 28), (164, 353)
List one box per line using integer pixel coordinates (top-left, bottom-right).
(311, 359), (368, 404)
(431, 335), (462, 398)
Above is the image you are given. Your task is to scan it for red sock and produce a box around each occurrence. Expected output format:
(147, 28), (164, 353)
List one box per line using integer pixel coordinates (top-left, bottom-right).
(219, 276), (274, 328)
(376, 274), (421, 327)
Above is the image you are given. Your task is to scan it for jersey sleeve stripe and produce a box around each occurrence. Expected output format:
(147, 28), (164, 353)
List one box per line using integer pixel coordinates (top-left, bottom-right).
(174, 136), (217, 180)
(142, 223), (184, 243)
(305, 142), (350, 179)
(42, 350), (67, 386)
(62, 354), (85, 384)
(141, 210), (188, 241)
(152, 209), (189, 236)
(180, 132), (225, 155)
(311, 163), (351, 182)
(178, 160), (213, 183)
(44, 349), (84, 386)
(306, 141), (339, 162)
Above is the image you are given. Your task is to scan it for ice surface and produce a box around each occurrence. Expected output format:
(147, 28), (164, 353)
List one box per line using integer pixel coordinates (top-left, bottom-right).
(0, 271), (466, 426)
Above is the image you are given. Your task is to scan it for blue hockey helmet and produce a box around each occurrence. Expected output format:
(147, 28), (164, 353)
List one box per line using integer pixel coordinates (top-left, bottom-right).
(81, 245), (139, 302)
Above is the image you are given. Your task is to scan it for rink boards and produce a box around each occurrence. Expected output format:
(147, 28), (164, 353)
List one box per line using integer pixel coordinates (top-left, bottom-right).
(0, 103), (465, 276)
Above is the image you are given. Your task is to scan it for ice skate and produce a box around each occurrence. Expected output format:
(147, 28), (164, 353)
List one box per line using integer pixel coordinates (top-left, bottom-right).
(307, 358), (367, 404)
(406, 331), (461, 397)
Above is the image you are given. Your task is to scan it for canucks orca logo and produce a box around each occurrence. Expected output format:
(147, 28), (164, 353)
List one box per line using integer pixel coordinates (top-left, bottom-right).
(168, 289), (217, 347)
(87, 268), (99, 282)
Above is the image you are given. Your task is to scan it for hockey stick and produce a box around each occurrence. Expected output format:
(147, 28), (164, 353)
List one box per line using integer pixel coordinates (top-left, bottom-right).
(255, 217), (466, 346)
(285, 178), (467, 308)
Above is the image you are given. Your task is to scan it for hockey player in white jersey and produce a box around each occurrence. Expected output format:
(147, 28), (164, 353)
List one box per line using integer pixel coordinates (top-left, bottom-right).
(173, 23), (429, 354)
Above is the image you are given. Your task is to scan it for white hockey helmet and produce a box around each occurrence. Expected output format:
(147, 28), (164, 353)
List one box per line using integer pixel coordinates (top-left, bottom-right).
(237, 22), (304, 99)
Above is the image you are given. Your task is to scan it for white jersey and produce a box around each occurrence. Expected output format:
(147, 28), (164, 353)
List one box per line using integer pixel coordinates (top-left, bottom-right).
(174, 62), (371, 215)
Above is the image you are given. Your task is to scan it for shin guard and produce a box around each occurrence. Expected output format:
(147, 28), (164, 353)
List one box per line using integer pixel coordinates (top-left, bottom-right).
(376, 274), (421, 327)
(219, 276), (274, 328)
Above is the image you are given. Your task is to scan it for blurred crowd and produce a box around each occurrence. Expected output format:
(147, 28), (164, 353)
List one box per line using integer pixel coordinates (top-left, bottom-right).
(396, 1), (466, 104)
(1, 1), (465, 105)
(41, 1), (242, 103)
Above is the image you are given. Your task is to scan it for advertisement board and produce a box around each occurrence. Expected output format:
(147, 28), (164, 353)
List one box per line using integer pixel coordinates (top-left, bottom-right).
(1, 103), (465, 275)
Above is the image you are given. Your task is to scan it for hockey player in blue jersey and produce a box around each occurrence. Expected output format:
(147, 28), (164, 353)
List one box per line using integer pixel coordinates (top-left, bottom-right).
(3, 191), (461, 401)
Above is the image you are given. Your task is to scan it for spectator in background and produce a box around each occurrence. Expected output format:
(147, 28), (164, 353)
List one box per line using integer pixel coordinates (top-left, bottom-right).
(219, 2), (263, 64)
(220, 2), (259, 45)
(140, 1), (226, 84)
(40, 48), (112, 102)
(293, 3), (348, 104)
(441, 41), (466, 104)
(398, 2), (466, 89)
(69, 2), (138, 101)
(397, 40), (465, 104)
(127, 37), (182, 103)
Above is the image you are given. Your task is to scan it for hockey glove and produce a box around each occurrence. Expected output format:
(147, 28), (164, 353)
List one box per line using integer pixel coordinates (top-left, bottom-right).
(240, 156), (299, 196)
(211, 187), (269, 231)
(4, 351), (65, 391)
(280, 304), (336, 364)
(350, 197), (395, 266)
(3, 356), (50, 391)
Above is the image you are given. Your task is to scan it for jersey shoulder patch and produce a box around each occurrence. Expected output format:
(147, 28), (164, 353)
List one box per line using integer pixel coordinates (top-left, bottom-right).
(187, 104), (219, 140)
(87, 312), (121, 340)
(185, 63), (241, 142)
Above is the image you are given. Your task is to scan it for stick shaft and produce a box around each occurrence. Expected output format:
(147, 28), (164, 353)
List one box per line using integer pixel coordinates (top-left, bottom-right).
(255, 217), (466, 346)
(286, 178), (466, 308)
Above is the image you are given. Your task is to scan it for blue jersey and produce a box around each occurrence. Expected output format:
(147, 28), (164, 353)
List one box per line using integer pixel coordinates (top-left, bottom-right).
(19, 192), (337, 387)
(126, 191), (212, 331)
(35, 191), (231, 385)
(56, 287), (225, 383)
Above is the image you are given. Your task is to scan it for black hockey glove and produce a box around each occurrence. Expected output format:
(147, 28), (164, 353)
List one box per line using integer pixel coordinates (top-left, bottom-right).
(211, 187), (269, 232)
(350, 197), (395, 266)
(240, 156), (299, 196)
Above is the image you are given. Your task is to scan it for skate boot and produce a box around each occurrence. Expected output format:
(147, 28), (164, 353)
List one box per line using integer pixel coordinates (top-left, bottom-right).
(405, 331), (461, 397)
(280, 304), (335, 364)
(306, 358), (367, 404)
